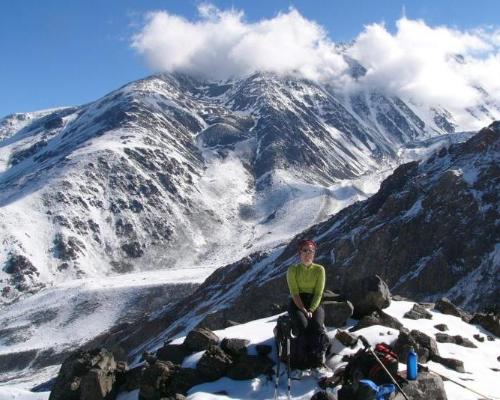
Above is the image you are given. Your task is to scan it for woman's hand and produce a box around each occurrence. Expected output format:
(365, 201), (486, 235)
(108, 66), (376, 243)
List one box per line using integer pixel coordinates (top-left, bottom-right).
(301, 308), (312, 319)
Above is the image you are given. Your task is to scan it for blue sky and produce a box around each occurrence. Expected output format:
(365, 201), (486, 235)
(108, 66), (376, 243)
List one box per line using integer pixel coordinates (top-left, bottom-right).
(1, 0), (499, 118)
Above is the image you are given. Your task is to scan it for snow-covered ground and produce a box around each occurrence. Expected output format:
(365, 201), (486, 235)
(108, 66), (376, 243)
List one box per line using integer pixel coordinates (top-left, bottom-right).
(6, 299), (495, 400)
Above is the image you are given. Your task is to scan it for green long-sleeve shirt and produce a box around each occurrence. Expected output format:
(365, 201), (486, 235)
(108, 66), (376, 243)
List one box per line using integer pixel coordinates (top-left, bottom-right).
(286, 263), (325, 312)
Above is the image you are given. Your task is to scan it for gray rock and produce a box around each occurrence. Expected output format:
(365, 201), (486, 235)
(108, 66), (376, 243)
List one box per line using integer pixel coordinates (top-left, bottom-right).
(473, 334), (485, 342)
(434, 324), (448, 332)
(431, 355), (465, 372)
(404, 304), (433, 320)
(183, 328), (219, 352)
(434, 298), (471, 322)
(220, 338), (250, 358)
(335, 330), (358, 347)
(393, 329), (439, 363)
(157, 343), (190, 365)
(323, 300), (354, 327)
(139, 360), (175, 400)
(470, 313), (500, 337)
(340, 275), (391, 318)
(49, 348), (118, 400)
(434, 333), (477, 348)
(394, 371), (447, 400)
(196, 345), (233, 381)
(351, 309), (403, 331)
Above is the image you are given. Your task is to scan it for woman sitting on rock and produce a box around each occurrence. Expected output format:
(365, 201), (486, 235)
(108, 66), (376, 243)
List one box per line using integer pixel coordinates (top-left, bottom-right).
(286, 239), (328, 367)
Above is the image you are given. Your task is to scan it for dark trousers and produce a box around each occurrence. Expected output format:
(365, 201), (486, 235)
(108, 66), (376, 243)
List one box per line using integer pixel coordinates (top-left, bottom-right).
(288, 293), (325, 336)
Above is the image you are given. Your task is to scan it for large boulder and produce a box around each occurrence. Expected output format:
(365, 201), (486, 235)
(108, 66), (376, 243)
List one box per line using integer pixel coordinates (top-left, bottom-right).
(340, 275), (391, 318)
(139, 360), (175, 400)
(49, 348), (118, 400)
(196, 345), (233, 381)
(323, 300), (354, 327)
(394, 371), (447, 400)
(183, 328), (219, 352)
(220, 338), (250, 358)
(431, 355), (465, 373)
(156, 343), (191, 364)
(434, 298), (471, 322)
(470, 312), (500, 337)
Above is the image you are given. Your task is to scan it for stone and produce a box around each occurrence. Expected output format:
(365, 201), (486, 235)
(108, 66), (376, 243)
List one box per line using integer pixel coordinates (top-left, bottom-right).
(393, 329), (439, 363)
(256, 344), (272, 357)
(226, 354), (274, 380)
(351, 309), (403, 331)
(335, 330), (358, 347)
(434, 324), (448, 332)
(322, 290), (342, 301)
(323, 300), (354, 327)
(220, 338), (250, 358)
(119, 366), (142, 392)
(340, 275), (391, 318)
(393, 371), (447, 400)
(196, 345), (233, 381)
(470, 313), (500, 337)
(138, 360), (175, 400)
(434, 298), (471, 322)
(157, 343), (190, 365)
(435, 333), (477, 348)
(183, 328), (219, 352)
(49, 348), (118, 400)
(167, 368), (206, 395)
(404, 304), (433, 320)
(431, 355), (465, 373)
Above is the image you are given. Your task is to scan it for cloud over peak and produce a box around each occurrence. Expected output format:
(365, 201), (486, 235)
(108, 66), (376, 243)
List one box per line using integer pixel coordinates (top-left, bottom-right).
(131, 4), (500, 129)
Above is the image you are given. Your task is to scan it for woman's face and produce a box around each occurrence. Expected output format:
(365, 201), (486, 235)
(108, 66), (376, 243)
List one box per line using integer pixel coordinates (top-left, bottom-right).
(299, 244), (315, 265)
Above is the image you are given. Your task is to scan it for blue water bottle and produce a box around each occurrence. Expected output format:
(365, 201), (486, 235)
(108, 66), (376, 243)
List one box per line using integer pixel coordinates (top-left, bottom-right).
(407, 346), (418, 380)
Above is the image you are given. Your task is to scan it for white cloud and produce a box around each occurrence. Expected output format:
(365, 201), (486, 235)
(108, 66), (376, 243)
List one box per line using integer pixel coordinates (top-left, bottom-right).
(131, 5), (500, 129)
(131, 5), (348, 81)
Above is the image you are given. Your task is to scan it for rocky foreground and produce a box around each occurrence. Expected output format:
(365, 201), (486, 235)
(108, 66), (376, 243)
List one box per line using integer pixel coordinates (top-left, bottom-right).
(42, 276), (499, 400)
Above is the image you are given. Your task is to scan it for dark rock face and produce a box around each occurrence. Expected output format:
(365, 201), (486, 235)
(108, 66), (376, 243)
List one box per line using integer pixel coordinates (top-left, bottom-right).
(323, 300), (354, 327)
(139, 360), (175, 400)
(470, 313), (500, 336)
(404, 304), (433, 320)
(49, 348), (119, 400)
(434, 298), (471, 322)
(183, 328), (219, 352)
(340, 275), (391, 318)
(196, 345), (233, 381)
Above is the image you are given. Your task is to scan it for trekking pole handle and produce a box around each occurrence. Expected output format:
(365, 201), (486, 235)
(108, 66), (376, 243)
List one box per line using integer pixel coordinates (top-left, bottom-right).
(358, 335), (371, 348)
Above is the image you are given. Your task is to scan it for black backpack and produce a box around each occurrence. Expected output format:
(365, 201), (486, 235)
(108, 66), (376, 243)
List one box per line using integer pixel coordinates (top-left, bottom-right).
(274, 315), (330, 369)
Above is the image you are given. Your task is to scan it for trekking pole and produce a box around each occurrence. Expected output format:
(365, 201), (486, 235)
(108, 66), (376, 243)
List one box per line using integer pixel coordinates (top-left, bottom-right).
(274, 339), (282, 400)
(358, 336), (410, 400)
(286, 337), (292, 400)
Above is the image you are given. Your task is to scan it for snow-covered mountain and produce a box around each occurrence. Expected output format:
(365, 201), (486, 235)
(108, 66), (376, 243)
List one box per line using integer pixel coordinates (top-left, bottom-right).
(113, 123), (498, 363)
(0, 70), (475, 305)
